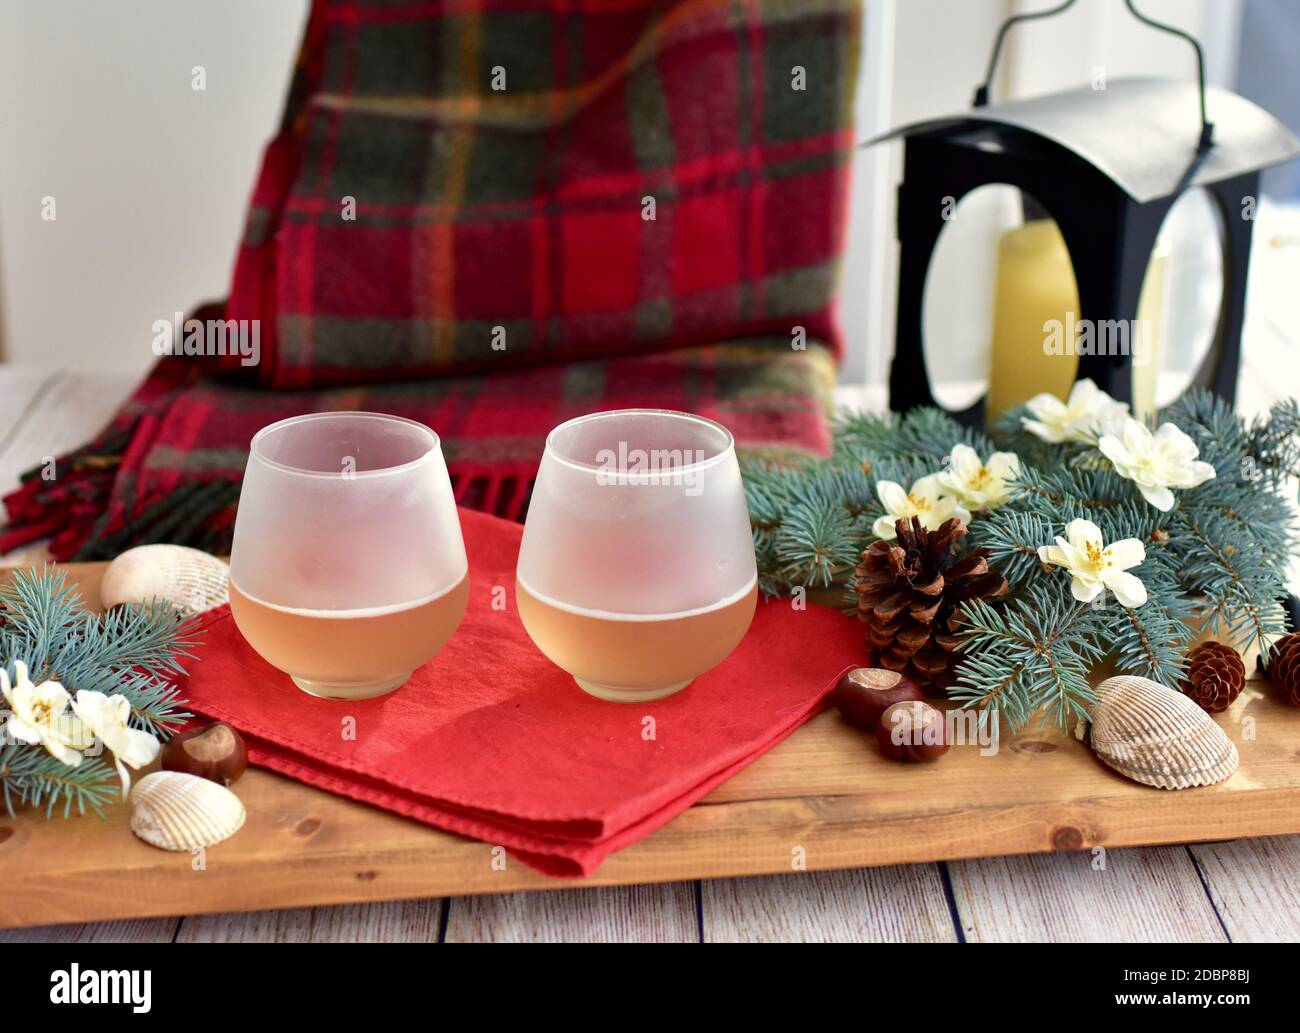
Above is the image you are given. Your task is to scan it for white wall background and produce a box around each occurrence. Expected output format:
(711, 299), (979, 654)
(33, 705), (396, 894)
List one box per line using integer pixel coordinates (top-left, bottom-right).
(0, 0), (308, 374)
(0, 0), (1248, 383)
(840, 0), (1014, 385)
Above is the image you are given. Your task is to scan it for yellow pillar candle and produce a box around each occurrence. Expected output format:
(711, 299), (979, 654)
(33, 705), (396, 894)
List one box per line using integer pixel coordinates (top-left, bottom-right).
(986, 219), (1080, 421)
(987, 218), (1169, 424)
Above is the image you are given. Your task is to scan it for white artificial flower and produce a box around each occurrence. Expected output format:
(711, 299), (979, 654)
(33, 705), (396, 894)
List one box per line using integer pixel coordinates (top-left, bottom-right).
(872, 474), (971, 540)
(1097, 417), (1217, 512)
(1021, 379), (1129, 444)
(938, 443), (1021, 511)
(1038, 519), (1148, 608)
(0, 661), (93, 766)
(70, 690), (161, 794)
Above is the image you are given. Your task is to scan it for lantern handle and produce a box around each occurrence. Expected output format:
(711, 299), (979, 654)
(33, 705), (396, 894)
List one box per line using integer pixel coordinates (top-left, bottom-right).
(973, 0), (1215, 152)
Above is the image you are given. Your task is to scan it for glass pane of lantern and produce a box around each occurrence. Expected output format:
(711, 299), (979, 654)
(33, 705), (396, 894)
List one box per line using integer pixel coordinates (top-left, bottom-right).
(1133, 187), (1226, 417)
(922, 184), (1080, 417)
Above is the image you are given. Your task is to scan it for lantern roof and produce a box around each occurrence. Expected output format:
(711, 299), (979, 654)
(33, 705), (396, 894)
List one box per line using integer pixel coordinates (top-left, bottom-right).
(866, 77), (1300, 204)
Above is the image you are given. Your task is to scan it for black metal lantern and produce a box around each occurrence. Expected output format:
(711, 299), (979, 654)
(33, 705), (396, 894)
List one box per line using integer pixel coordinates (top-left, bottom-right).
(877, 0), (1300, 424)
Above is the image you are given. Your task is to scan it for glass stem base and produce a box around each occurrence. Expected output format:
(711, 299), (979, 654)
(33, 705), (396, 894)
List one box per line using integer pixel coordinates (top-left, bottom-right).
(573, 676), (693, 703)
(291, 673), (411, 701)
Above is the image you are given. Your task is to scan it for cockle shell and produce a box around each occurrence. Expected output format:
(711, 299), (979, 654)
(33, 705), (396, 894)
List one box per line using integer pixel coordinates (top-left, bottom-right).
(101, 544), (229, 616)
(1086, 675), (1238, 790)
(129, 771), (245, 851)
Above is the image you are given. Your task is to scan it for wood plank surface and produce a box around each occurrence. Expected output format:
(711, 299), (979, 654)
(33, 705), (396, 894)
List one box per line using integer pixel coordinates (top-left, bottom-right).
(948, 847), (1228, 943)
(1189, 836), (1300, 943)
(176, 899), (442, 943)
(444, 883), (698, 943)
(0, 368), (59, 454)
(1, 559), (1296, 931)
(0, 917), (180, 944)
(701, 866), (958, 943)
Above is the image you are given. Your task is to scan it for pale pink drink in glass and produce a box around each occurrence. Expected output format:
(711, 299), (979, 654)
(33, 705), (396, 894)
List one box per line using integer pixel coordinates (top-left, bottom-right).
(229, 412), (468, 700)
(516, 409), (757, 702)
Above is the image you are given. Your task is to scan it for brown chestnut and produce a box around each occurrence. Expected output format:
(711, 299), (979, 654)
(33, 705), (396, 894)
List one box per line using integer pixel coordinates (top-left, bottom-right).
(162, 722), (249, 785)
(874, 701), (949, 762)
(831, 667), (924, 731)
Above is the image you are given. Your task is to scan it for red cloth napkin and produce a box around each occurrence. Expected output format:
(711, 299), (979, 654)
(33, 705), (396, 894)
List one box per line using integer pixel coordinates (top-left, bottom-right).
(180, 508), (862, 876)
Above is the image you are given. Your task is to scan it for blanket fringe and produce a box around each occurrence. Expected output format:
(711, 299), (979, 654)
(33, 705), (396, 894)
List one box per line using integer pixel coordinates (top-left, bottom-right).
(1, 426), (133, 561)
(3, 432), (533, 561)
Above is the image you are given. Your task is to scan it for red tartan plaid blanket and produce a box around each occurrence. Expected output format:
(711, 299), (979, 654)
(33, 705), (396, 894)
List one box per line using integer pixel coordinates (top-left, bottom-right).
(1, 339), (836, 561)
(223, 0), (861, 387)
(1, 0), (860, 559)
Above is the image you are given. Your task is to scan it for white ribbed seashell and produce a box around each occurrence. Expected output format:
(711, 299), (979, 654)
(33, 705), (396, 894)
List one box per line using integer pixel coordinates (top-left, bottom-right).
(101, 544), (229, 616)
(129, 771), (245, 851)
(1087, 675), (1238, 790)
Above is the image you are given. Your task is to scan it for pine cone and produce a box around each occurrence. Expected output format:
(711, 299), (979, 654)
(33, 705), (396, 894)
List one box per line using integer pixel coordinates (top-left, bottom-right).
(1262, 631), (1300, 707)
(854, 516), (1008, 691)
(1179, 641), (1245, 713)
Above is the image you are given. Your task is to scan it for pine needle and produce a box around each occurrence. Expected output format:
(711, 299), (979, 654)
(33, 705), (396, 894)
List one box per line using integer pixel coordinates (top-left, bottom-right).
(0, 566), (198, 818)
(745, 390), (1299, 729)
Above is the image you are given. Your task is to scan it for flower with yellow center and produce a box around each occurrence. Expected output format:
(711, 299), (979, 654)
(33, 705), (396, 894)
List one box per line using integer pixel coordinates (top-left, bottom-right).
(871, 474), (971, 540)
(1022, 379), (1129, 445)
(1037, 519), (1148, 608)
(1, 661), (94, 766)
(1098, 417), (1217, 512)
(938, 443), (1020, 511)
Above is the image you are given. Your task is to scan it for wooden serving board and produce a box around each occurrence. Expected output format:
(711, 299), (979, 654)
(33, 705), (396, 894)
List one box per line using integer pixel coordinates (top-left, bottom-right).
(1, 563), (1297, 929)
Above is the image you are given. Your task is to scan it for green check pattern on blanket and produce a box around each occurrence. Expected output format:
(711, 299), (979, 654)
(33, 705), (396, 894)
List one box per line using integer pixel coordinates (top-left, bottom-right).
(224, 0), (861, 386)
(0, 0), (860, 560)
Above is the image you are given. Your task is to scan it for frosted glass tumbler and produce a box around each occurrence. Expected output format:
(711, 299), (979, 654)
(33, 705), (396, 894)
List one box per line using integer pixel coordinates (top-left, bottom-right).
(229, 412), (468, 700)
(516, 409), (758, 702)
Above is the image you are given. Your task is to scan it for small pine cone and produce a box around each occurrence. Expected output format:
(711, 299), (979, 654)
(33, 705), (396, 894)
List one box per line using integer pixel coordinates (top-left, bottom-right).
(1179, 640), (1245, 713)
(1262, 631), (1300, 707)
